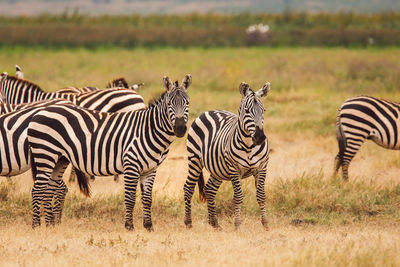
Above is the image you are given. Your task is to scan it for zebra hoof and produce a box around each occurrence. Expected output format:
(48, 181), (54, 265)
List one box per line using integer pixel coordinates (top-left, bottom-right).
(144, 221), (154, 232)
(209, 219), (222, 230)
(32, 221), (41, 229)
(184, 219), (192, 228)
(262, 221), (269, 231)
(46, 221), (55, 227)
(234, 220), (241, 230)
(125, 222), (134, 231)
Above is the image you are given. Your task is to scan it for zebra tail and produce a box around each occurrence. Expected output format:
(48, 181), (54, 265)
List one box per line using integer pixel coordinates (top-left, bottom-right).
(198, 171), (206, 203)
(75, 169), (91, 197)
(336, 113), (347, 164)
(29, 149), (38, 182)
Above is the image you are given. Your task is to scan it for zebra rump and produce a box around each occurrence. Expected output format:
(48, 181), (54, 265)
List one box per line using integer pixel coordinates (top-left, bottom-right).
(334, 95), (400, 180)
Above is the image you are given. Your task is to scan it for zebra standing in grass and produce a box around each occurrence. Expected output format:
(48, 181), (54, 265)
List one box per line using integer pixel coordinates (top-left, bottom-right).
(335, 95), (400, 180)
(184, 82), (270, 230)
(0, 72), (146, 224)
(28, 75), (191, 231)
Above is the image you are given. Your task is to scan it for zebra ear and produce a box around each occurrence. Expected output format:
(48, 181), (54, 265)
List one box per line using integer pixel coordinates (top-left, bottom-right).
(163, 76), (172, 92)
(239, 82), (250, 96)
(256, 82), (270, 98)
(1, 72), (8, 81)
(15, 65), (24, 79)
(181, 74), (192, 91)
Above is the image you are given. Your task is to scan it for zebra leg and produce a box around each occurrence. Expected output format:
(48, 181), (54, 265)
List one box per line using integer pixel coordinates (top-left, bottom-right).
(231, 176), (243, 230)
(44, 158), (69, 226)
(255, 170), (268, 230)
(123, 163), (140, 231)
(184, 155), (203, 228)
(32, 172), (52, 228)
(52, 160), (70, 224)
(53, 179), (68, 224)
(140, 171), (156, 232)
(205, 176), (222, 229)
(341, 138), (365, 181)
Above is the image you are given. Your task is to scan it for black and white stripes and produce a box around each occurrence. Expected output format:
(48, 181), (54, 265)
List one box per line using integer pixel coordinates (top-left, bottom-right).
(0, 99), (70, 176)
(183, 81), (270, 229)
(335, 95), (400, 180)
(28, 74), (192, 230)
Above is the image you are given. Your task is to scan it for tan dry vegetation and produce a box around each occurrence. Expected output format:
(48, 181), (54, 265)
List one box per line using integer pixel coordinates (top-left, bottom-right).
(1, 47), (400, 265)
(1, 219), (400, 266)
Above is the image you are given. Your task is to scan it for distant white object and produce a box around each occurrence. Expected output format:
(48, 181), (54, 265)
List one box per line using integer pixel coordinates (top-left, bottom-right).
(246, 24), (271, 45)
(246, 24), (270, 34)
(368, 37), (375, 45)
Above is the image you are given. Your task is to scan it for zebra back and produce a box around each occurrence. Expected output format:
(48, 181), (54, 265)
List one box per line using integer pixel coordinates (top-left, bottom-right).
(0, 74), (68, 104)
(338, 95), (400, 149)
(56, 86), (97, 95)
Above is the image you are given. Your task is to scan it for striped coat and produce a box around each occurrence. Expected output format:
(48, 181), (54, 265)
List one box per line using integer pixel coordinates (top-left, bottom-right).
(184, 82), (270, 230)
(335, 95), (400, 180)
(28, 75), (191, 230)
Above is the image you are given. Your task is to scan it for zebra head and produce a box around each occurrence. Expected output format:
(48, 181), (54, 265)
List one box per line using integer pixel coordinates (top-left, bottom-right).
(238, 81), (270, 146)
(162, 74), (192, 138)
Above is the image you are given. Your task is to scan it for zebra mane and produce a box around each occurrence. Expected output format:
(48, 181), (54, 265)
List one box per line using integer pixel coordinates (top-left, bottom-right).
(4, 75), (45, 92)
(148, 91), (167, 108)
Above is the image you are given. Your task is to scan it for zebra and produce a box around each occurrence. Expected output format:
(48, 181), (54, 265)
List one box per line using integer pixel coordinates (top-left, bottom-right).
(0, 72), (146, 224)
(28, 74), (192, 231)
(0, 73), (146, 113)
(335, 95), (400, 180)
(1, 71), (144, 183)
(183, 81), (270, 230)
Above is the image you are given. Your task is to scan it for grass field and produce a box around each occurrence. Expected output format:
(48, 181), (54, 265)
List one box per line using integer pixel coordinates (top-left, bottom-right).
(1, 47), (400, 266)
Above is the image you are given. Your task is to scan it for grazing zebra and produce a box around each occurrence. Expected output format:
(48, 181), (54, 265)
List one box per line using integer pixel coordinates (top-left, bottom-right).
(335, 95), (400, 180)
(28, 74), (192, 230)
(184, 82), (270, 230)
(0, 73), (146, 109)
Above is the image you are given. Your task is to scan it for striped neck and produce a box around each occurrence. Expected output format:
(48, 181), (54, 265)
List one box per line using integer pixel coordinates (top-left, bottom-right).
(234, 117), (254, 150)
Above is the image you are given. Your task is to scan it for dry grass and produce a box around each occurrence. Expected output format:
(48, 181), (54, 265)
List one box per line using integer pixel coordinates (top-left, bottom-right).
(1, 219), (400, 266)
(1, 47), (400, 265)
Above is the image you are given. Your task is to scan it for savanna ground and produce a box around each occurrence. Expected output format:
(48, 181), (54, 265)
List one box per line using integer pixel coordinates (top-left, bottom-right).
(1, 47), (400, 266)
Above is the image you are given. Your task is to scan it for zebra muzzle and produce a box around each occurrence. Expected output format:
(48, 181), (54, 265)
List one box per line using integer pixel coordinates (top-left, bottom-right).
(252, 126), (266, 145)
(174, 117), (187, 137)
